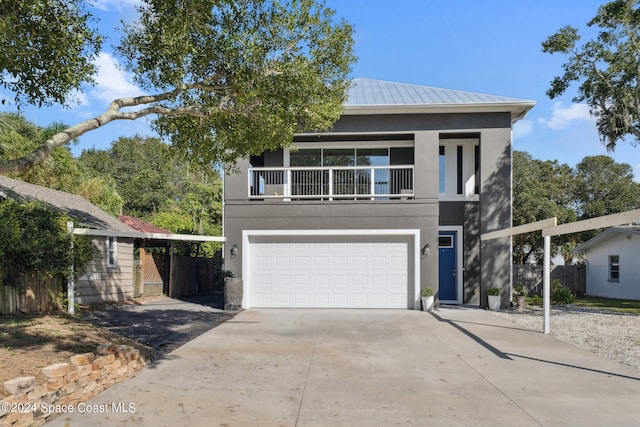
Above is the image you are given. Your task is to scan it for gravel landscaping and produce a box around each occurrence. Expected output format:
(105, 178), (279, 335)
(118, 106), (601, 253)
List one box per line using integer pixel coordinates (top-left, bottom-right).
(490, 305), (640, 371)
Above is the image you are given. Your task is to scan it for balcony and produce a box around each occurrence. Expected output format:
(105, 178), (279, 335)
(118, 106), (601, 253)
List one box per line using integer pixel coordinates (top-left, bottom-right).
(248, 166), (414, 200)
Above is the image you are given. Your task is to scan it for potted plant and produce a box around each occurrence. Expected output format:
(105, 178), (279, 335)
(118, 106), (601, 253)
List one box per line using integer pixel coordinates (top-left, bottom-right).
(513, 283), (526, 309)
(487, 287), (502, 311)
(421, 287), (435, 312)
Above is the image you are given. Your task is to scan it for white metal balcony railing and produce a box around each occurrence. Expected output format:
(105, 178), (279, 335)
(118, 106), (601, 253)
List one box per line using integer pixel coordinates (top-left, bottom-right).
(248, 166), (414, 200)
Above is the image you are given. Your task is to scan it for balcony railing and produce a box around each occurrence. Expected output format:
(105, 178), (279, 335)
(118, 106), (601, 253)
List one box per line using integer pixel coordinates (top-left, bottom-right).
(248, 166), (414, 200)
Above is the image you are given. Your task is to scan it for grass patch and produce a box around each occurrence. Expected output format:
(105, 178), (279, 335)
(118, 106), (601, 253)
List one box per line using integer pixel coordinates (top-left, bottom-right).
(573, 296), (640, 315)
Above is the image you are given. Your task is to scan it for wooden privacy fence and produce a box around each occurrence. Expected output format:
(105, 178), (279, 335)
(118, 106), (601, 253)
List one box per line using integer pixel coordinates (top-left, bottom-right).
(171, 254), (223, 297)
(513, 264), (586, 296)
(0, 273), (63, 315)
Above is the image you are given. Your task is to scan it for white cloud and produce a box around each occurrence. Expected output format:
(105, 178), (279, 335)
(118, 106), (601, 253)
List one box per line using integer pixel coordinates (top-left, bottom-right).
(89, 52), (145, 105)
(513, 119), (533, 138)
(539, 102), (593, 130)
(91, 0), (141, 12)
(68, 89), (89, 107)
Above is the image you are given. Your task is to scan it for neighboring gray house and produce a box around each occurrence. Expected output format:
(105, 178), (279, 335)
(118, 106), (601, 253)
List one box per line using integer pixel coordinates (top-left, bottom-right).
(224, 78), (535, 309)
(573, 226), (640, 300)
(0, 176), (136, 304)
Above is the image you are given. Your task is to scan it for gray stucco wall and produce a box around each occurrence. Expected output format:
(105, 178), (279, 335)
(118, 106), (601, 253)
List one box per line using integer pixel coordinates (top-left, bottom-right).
(479, 128), (513, 308)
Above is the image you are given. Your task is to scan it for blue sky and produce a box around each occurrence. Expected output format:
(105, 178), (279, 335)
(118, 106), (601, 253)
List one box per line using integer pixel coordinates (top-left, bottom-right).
(5, 0), (640, 179)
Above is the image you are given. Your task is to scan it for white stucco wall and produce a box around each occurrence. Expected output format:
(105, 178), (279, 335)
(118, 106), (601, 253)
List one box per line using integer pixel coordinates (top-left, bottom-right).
(585, 233), (640, 300)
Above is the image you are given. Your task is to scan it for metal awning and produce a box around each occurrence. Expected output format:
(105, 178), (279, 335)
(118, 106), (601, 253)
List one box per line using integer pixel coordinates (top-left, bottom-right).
(71, 227), (225, 242)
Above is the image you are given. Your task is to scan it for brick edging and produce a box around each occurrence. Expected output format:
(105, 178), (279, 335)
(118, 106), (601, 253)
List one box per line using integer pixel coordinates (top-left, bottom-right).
(0, 343), (148, 427)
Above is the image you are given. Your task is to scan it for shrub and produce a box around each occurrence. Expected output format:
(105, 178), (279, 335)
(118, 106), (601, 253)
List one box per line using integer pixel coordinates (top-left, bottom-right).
(513, 283), (525, 296)
(552, 287), (574, 304)
(421, 287), (434, 297)
(551, 279), (574, 304)
(487, 287), (502, 296)
(528, 294), (543, 306)
(0, 199), (96, 286)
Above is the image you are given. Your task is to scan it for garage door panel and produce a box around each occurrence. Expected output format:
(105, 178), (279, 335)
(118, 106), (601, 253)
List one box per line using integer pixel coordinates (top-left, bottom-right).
(249, 237), (410, 308)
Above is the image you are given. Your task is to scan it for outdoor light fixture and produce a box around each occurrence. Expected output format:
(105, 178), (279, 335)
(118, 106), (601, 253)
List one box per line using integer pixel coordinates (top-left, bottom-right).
(230, 243), (238, 257)
(421, 243), (430, 256)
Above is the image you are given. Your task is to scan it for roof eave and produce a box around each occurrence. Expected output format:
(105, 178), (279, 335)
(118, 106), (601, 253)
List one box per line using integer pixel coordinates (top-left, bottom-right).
(343, 101), (536, 123)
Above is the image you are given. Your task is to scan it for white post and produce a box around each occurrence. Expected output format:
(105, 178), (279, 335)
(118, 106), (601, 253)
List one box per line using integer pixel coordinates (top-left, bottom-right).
(370, 168), (375, 200)
(328, 169), (334, 201)
(285, 168), (292, 201)
(67, 221), (75, 315)
(543, 235), (550, 334)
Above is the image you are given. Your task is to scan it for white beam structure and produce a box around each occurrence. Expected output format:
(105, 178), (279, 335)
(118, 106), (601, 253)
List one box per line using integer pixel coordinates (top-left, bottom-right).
(481, 217), (557, 334)
(543, 236), (551, 334)
(542, 209), (640, 237)
(72, 228), (226, 242)
(482, 208), (640, 335)
(481, 218), (557, 241)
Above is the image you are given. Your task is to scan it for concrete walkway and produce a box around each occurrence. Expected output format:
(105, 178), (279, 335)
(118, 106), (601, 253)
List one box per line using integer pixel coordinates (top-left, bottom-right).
(46, 307), (640, 426)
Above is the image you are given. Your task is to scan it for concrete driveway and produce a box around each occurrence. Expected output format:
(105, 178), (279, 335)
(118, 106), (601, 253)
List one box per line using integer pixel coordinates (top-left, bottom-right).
(81, 294), (234, 353)
(47, 307), (640, 426)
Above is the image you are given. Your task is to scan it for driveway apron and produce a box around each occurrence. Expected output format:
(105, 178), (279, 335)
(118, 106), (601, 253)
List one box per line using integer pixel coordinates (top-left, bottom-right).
(46, 307), (640, 426)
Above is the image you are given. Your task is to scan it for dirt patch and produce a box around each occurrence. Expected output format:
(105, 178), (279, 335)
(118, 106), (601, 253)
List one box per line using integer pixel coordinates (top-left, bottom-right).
(0, 300), (161, 398)
(0, 295), (234, 398)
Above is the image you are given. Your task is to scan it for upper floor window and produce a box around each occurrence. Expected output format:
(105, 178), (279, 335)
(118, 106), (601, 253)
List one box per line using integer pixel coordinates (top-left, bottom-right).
(439, 146), (445, 194)
(290, 148), (389, 167)
(439, 139), (479, 200)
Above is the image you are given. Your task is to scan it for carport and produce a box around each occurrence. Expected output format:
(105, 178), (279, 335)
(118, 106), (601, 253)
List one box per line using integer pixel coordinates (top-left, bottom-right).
(69, 226), (225, 313)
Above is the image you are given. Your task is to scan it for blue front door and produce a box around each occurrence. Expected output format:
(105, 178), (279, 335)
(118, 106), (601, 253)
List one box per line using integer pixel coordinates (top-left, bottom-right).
(438, 231), (457, 302)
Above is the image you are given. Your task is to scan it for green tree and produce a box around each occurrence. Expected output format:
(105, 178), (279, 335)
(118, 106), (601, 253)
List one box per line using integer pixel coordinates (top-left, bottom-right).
(0, 113), (123, 215)
(543, 0), (640, 151)
(573, 155), (640, 240)
(81, 136), (189, 216)
(79, 135), (223, 246)
(0, 0), (101, 107)
(0, 0), (355, 173)
(512, 151), (576, 264)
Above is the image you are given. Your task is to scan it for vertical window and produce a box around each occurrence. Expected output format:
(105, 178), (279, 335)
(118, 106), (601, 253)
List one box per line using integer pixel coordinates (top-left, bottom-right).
(107, 236), (117, 268)
(456, 145), (463, 195)
(609, 255), (619, 281)
(474, 145), (480, 194)
(439, 146), (445, 194)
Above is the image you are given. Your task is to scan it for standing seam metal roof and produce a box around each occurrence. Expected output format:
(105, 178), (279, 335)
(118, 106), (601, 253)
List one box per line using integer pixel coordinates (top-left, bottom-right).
(345, 78), (534, 106)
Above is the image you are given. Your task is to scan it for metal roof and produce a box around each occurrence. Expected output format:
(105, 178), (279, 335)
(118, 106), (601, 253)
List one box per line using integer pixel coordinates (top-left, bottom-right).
(343, 78), (536, 121)
(346, 78), (532, 106)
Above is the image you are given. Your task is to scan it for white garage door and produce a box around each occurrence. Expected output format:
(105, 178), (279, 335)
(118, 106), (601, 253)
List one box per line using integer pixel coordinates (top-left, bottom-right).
(248, 236), (409, 308)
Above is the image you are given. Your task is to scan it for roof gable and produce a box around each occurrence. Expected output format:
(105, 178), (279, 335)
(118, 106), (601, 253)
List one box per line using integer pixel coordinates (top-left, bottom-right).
(0, 176), (133, 232)
(573, 226), (640, 253)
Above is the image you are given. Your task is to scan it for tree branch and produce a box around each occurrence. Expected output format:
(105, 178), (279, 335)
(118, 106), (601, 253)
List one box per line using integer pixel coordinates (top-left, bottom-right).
(0, 87), (227, 174)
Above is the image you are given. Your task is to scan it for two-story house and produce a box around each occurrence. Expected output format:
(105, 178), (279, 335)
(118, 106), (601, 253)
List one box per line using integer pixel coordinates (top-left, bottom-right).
(223, 78), (535, 309)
